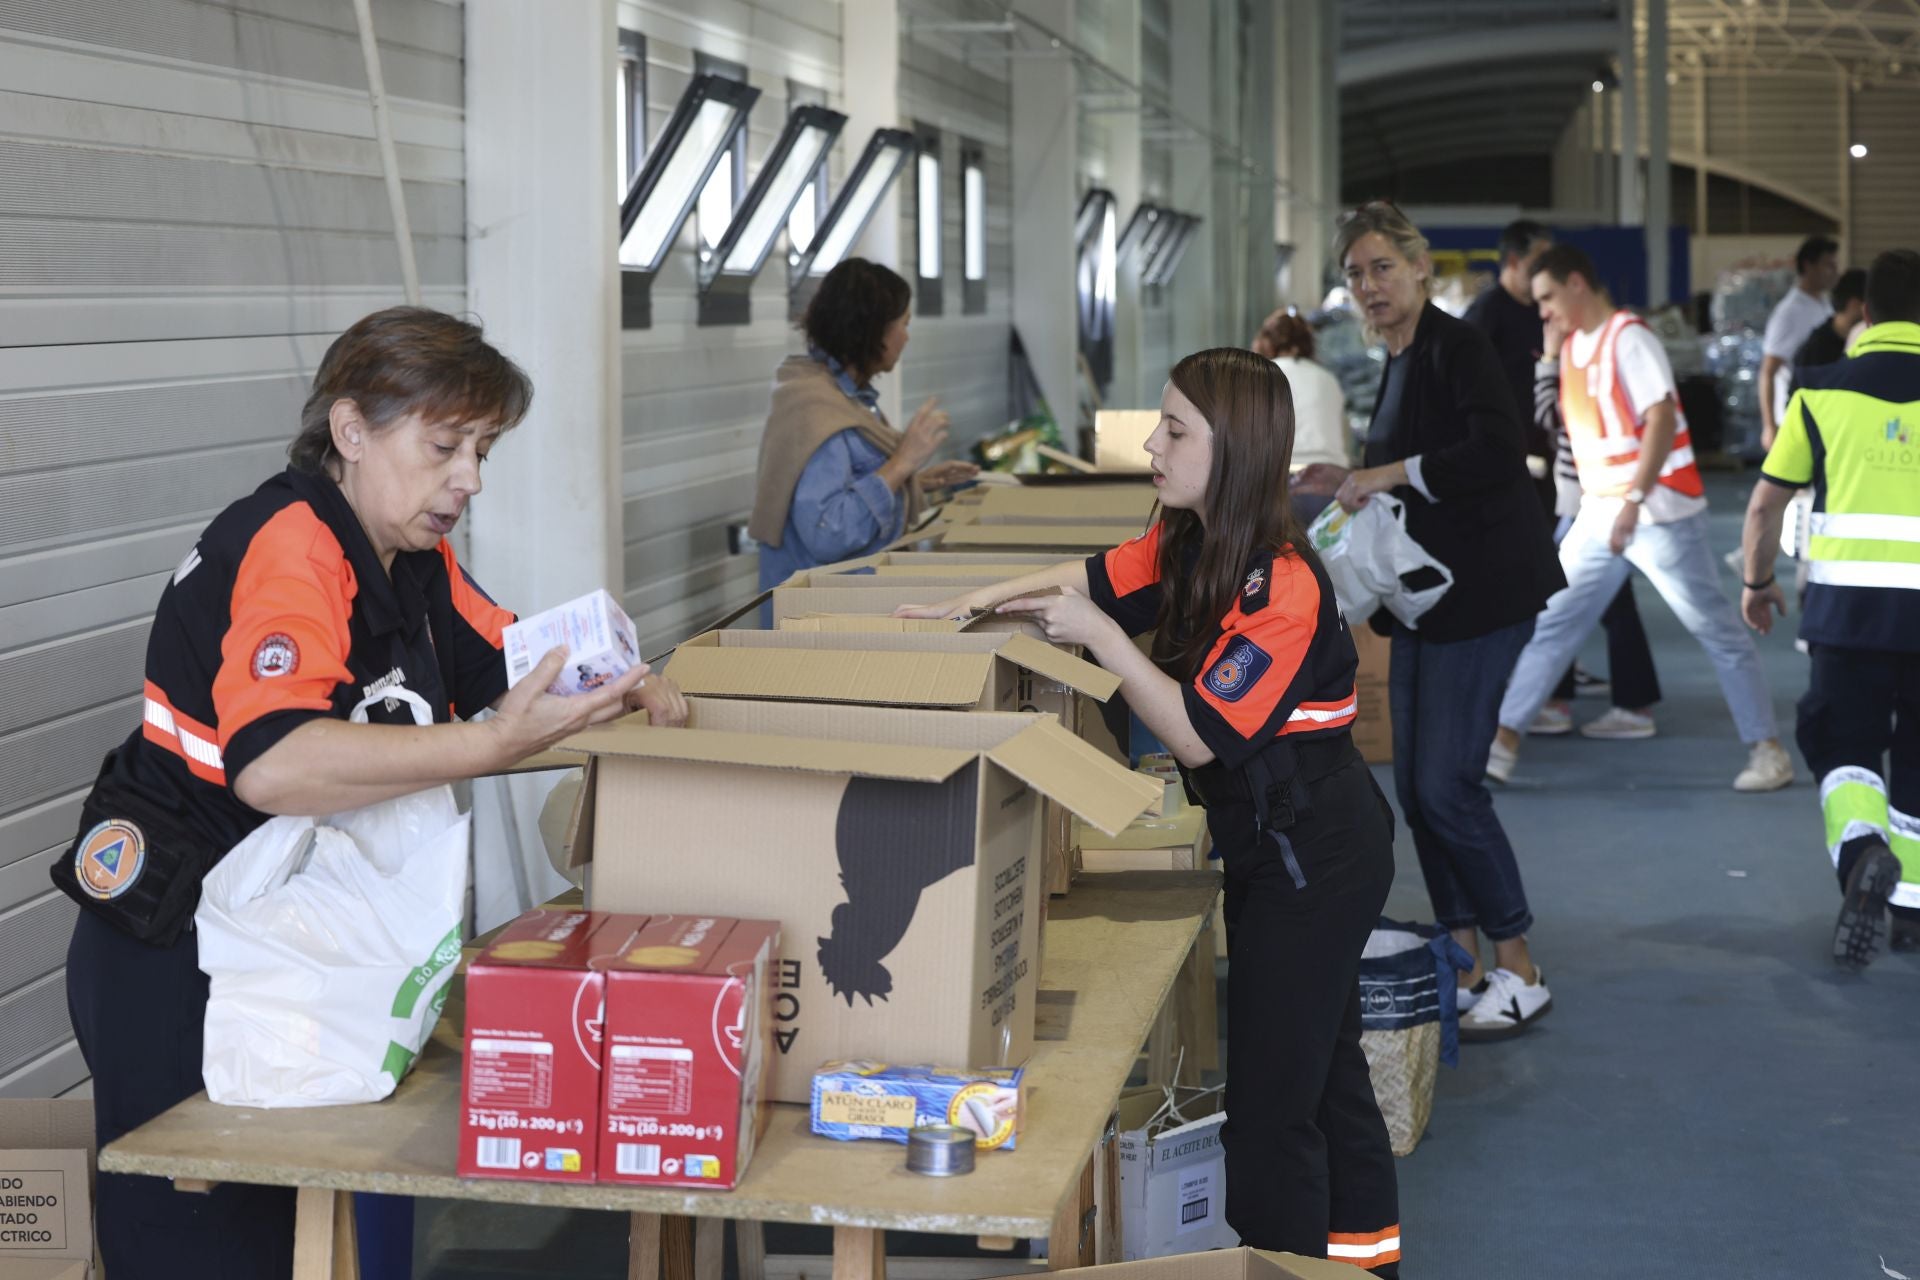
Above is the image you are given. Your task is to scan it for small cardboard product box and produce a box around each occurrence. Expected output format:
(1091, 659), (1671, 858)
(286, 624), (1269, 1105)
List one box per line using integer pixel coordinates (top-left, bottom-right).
(598, 914), (781, 1191)
(1115, 1087), (1240, 1261)
(503, 588), (641, 696)
(460, 907), (642, 1183)
(1076, 807), (1212, 874)
(810, 1061), (1025, 1150)
(990, 1246), (1364, 1280)
(559, 696), (1159, 1103)
(0, 1099), (96, 1280)
(1348, 624), (1392, 765)
(662, 629), (1123, 899)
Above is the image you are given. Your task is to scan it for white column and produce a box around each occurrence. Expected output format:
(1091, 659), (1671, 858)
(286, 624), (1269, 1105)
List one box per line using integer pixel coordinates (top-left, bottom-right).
(842, 0), (906, 428)
(1277, 0), (1335, 311)
(1168, 0), (1214, 358)
(1103, 0), (1146, 408)
(463, 0), (621, 928)
(1617, 0), (1639, 225)
(1011, 0), (1079, 430)
(1837, 72), (1852, 258)
(1239, 0), (1277, 346)
(1645, 0), (1669, 304)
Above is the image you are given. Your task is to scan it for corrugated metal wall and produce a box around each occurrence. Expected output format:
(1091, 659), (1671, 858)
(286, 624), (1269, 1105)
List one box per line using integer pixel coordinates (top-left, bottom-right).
(616, 0), (845, 657)
(0, 0), (465, 1098)
(1850, 85), (1920, 264)
(1702, 73), (1841, 215)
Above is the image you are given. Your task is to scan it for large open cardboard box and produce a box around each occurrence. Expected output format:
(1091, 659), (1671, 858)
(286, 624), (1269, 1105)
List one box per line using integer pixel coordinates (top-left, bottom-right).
(559, 698), (1159, 1103)
(931, 522), (1141, 552)
(971, 484), (1158, 522)
(663, 630), (1124, 897)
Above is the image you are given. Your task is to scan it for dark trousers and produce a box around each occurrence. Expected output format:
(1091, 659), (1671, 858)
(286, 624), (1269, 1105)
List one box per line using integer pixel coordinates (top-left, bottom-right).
(1390, 618), (1537, 940)
(1214, 747), (1401, 1274)
(1550, 577), (1663, 708)
(1797, 645), (1920, 921)
(66, 909), (296, 1279)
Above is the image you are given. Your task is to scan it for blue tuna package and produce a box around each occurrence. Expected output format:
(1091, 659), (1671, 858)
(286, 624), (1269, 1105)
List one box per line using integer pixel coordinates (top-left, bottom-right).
(810, 1061), (1026, 1150)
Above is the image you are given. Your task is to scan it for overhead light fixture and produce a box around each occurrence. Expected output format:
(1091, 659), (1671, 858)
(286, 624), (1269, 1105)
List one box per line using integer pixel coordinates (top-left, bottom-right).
(1143, 213), (1201, 288)
(791, 128), (917, 284)
(1850, 142), (1869, 158)
(619, 73), (760, 274)
(700, 104), (846, 295)
(1075, 188), (1117, 258)
(1592, 79), (1606, 93)
(1118, 203), (1166, 266)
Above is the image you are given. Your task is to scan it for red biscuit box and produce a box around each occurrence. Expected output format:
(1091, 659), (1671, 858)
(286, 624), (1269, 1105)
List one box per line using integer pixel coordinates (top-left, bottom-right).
(459, 908), (650, 1182)
(599, 913), (782, 1190)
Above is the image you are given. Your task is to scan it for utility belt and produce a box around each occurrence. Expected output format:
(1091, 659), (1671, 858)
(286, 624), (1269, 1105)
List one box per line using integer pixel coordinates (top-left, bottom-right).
(1186, 730), (1358, 890)
(49, 748), (222, 948)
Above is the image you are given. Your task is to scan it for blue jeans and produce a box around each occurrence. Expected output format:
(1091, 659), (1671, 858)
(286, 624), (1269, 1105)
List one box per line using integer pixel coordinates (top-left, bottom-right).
(1500, 503), (1778, 744)
(1390, 617), (1537, 941)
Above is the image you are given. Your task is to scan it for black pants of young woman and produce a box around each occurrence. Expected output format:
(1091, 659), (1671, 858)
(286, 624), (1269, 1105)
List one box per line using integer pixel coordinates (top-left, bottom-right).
(1211, 739), (1402, 1275)
(66, 909), (297, 1279)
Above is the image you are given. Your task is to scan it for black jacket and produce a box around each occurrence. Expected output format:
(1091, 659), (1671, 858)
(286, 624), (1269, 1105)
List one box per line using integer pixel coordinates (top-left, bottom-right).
(1362, 302), (1565, 642)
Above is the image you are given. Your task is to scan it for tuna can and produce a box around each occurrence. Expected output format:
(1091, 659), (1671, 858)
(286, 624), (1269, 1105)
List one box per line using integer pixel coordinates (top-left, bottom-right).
(905, 1125), (976, 1177)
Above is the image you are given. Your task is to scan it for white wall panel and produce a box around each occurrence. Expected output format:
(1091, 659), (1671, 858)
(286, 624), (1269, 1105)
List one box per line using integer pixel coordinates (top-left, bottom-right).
(1850, 85), (1920, 264)
(0, 0), (466, 1098)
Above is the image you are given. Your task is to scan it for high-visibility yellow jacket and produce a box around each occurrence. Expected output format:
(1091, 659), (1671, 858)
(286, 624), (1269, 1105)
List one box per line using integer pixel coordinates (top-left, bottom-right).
(1763, 320), (1920, 651)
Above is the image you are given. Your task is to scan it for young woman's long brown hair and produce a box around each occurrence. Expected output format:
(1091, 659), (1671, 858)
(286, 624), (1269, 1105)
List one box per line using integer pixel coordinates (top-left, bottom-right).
(1150, 347), (1310, 678)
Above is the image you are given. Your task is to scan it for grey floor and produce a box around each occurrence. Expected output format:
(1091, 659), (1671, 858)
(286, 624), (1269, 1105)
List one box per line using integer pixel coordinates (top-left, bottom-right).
(414, 475), (1920, 1279)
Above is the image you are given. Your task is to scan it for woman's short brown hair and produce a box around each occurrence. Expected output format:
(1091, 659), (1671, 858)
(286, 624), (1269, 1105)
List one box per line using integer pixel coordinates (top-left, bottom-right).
(1252, 309), (1316, 361)
(290, 307), (533, 474)
(801, 258), (912, 380)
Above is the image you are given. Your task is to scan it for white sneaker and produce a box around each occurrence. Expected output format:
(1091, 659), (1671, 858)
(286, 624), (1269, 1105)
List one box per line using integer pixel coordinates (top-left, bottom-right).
(1733, 740), (1794, 792)
(1528, 703), (1573, 736)
(1456, 975), (1489, 1013)
(1579, 707), (1657, 740)
(1459, 967), (1552, 1041)
(1486, 736), (1517, 784)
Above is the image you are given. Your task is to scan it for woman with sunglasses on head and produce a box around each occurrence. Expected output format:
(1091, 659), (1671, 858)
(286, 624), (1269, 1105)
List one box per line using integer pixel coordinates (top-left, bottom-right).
(1296, 202), (1565, 1041)
(901, 348), (1402, 1274)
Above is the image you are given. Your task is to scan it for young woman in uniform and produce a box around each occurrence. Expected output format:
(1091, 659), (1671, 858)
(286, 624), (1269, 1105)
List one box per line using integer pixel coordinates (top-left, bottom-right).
(54, 307), (688, 1278)
(900, 347), (1401, 1274)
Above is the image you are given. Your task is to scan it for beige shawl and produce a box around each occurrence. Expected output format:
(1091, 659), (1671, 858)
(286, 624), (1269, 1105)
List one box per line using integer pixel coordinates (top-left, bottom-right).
(747, 356), (923, 548)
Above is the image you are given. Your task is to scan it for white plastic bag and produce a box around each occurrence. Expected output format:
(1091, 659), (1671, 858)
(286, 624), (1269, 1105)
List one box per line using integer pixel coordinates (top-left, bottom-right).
(197, 688), (470, 1107)
(1306, 496), (1454, 628)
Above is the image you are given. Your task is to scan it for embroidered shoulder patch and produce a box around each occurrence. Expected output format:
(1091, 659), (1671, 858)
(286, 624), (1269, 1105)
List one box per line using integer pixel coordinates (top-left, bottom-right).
(1203, 638), (1272, 702)
(252, 632), (300, 680)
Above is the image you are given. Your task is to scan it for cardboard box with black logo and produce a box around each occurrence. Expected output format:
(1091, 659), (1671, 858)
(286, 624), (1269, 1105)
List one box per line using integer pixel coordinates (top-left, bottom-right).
(559, 698), (1159, 1103)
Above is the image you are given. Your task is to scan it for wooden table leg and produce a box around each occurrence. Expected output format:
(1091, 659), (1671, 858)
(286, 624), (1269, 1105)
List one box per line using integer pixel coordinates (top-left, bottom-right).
(1144, 998), (1176, 1088)
(292, 1187), (359, 1280)
(659, 1215), (697, 1280)
(694, 1217), (724, 1280)
(831, 1226), (886, 1280)
(628, 1213), (662, 1280)
(735, 1220), (769, 1280)
(1048, 1153), (1096, 1271)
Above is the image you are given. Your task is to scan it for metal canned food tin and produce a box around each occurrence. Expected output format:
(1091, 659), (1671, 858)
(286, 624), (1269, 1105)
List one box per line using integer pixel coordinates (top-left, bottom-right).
(905, 1124), (976, 1177)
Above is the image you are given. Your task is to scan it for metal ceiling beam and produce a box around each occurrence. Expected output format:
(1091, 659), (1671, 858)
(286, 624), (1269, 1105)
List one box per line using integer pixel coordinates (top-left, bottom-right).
(1343, 62), (1602, 111)
(1338, 21), (1622, 87)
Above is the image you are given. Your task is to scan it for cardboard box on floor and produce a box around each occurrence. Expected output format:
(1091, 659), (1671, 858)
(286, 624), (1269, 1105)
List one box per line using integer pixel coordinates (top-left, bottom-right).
(662, 630), (1124, 898)
(560, 697), (1159, 1103)
(0, 1099), (97, 1280)
(997, 1246), (1361, 1280)
(1350, 624), (1392, 764)
(1114, 1087), (1238, 1259)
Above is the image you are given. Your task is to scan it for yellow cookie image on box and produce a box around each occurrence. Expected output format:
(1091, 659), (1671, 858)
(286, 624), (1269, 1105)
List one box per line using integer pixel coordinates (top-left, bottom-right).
(626, 945), (700, 968)
(949, 1083), (1016, 1149)
(492, 940), (565, 961)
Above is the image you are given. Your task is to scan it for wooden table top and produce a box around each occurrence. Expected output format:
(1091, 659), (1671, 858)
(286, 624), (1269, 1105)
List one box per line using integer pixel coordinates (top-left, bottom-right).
(100, 871), (1220, 1239)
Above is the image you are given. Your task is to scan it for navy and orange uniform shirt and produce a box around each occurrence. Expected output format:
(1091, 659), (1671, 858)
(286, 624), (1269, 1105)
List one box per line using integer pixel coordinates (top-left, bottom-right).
(1085, 522), (1359, 770)
(111, 466), (515, 854)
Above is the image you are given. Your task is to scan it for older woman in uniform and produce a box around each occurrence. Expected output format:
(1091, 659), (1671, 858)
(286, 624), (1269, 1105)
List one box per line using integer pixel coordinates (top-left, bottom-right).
(55, 307), (686, 1278)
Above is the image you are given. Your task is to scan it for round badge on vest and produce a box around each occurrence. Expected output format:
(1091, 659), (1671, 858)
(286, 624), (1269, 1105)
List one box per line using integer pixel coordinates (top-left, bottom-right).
(76, 818), (147, 900)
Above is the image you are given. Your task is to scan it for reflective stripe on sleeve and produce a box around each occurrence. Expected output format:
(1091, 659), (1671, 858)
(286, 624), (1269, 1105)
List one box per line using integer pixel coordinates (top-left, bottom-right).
(143, 681), (227, 785)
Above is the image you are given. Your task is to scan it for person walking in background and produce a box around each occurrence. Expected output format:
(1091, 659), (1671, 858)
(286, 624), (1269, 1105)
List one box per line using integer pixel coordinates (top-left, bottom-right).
(1741, 249), (1920, 970)
(1297, 202), (1565, 1041)
(748, 258), (977, 610)
(1494, 244), (1792, 793)
(1469, 219), (1663, 738)
(1760, 235), (1840, 452)
(1791, 267), (1867, 383)
(1252, 307), (1349, 521)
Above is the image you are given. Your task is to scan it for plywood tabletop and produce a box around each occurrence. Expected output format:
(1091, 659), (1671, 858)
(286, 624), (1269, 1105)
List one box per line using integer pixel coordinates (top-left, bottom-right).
(100, 872), (1220, 1239)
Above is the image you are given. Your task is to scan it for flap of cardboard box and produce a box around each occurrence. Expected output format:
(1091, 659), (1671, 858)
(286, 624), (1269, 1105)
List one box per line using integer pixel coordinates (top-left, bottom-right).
(866, 564), (1034, 578)
(678, 629), (1118, 700)
(975, 484), (1158, 521)
(937, 524), (1135, 550)
(666, 643), (995, 709)
(769, 584), (962, 622)
(779, 615), (965, 634)
(1076, 804), (1208, 851)
(499, 747), (590, 774)
(983, 718), (1161, 836)
(557, 720), (977, 784)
